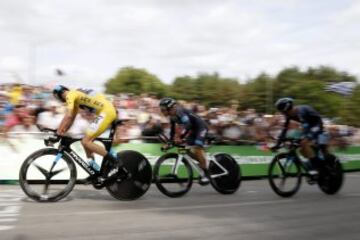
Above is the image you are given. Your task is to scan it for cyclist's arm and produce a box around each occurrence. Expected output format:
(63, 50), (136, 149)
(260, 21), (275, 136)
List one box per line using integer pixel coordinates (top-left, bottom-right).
(169, 120), (176, 141)
(57, 92), (78, 135)
(277, 118), (290, 143)
(298, 106), (323, 139)
(179, 115), (192, 139)
(57, 109), (77, 135)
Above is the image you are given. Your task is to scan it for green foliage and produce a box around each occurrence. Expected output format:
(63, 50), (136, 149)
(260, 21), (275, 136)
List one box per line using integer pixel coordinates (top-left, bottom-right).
(305, 66), (357, 83)
(339, 86), (360, 127)
(104, 65), (358, 122)
(239, 73), (273, 113)
(104, 66), (167, 97)
(169, 76), (197, 100)
(169, 73), (242, 107)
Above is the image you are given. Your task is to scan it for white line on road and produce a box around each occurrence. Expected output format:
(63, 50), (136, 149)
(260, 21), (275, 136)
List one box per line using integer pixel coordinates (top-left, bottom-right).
(0, 206), (21, 214)
(246, 191), (258, 193)
(0, 226), (13, 231)
(0, 219), (16, 222)
(0, 191), (22, 231)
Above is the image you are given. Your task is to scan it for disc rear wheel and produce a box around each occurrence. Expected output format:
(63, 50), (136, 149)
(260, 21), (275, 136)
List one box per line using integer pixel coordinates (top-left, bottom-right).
(209, 153), (241, 194)
(318, 154), (344, 195)
(105, 150), (152, 201)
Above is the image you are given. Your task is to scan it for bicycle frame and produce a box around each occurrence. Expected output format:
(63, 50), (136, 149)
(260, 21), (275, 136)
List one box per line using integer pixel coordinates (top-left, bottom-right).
(171, 151), (229, 179)
(280, 141), (316, 176)
(49, 121), (118, 178)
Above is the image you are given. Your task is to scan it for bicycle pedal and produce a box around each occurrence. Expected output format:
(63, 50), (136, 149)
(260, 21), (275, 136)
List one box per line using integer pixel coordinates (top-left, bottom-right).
(92, 177), (105, 189)
(306, 178), (316, 185)
(306, 175), (318, 185)
(198, 178), (210, 186)
(84, 175), (99, 185)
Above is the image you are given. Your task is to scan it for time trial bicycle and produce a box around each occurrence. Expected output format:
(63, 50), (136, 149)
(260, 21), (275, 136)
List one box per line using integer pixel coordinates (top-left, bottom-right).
(19, 120), (152, 202)
(268, 138), (344, 197)
(153, 133), (241, 198)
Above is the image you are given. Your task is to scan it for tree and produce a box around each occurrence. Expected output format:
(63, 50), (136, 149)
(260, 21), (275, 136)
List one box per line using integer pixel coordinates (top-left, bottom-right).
(339, 86), (360, 127)
(270, 66), (355, 116)
(239, 73), (274, 113)
(169, 73), (241, 107)
(103, 65), (357, 119)
(272, 67), (304, 100)
(305, 66), (357, 83)
(169, 76), (196, 100)
(104, 67), (167, 97)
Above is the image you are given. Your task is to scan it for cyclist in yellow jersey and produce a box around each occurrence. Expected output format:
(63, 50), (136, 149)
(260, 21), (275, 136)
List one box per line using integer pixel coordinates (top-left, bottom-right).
(53, 85), (124, 175)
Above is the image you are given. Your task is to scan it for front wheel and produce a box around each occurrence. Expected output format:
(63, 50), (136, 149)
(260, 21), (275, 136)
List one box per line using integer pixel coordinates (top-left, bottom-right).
(318, 154), (344, 195)
(105, 150), (152, 201)
(153, 153), (193, 198)
(19, 148), (77, 202)
(209, 153), (241, 194)
(268, 153), (302, 198)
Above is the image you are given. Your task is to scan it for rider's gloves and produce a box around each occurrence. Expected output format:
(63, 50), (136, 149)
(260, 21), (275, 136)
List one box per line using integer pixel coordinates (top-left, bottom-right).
(160, 145), (168, 152)
(161, 141), (173, 151)
(180, 129), (189, 140)
(45, 135), (60, 146)
(270, 138), (284, 152)
(48, 135), (60, 143)
(270, 145), (280, 152)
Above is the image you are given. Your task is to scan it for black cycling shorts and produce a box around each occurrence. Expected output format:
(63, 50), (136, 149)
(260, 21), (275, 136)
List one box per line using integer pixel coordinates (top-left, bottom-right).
(186, 128), (208, 147)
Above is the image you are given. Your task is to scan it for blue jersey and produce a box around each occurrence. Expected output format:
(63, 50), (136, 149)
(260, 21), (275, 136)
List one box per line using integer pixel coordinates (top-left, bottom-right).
(169, 106), (208, 140)
(279, 105), (323, 140)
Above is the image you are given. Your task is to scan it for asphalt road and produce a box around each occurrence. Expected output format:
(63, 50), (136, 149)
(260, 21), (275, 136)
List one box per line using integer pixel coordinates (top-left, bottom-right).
(1, 173), (360, 240)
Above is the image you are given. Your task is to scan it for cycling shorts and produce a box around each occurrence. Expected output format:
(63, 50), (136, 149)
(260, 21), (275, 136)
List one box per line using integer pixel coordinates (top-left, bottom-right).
(85, 105), (117, 138)
(186, 128), (208, 147)
(303, 126), (329, 145)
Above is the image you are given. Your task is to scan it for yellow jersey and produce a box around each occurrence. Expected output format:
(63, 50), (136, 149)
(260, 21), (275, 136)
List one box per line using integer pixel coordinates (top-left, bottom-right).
(65, 89), (113, 115)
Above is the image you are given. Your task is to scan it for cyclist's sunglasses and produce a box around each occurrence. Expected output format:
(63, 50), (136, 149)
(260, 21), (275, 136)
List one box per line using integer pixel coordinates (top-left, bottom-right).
(160, 107), (169, 113)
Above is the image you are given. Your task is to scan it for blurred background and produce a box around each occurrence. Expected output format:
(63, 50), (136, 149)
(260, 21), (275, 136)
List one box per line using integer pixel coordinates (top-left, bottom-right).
(0, 72), (359, 149)
(0, 0), (360, 148)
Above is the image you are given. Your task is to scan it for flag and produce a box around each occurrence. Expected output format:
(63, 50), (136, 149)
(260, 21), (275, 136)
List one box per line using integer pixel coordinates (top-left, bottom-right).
(325, 82), (357, 96)
(55, 69), (65, 76)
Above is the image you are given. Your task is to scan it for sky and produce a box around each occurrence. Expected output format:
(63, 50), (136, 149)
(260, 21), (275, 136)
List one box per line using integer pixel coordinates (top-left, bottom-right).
(0, 0), (359, 91)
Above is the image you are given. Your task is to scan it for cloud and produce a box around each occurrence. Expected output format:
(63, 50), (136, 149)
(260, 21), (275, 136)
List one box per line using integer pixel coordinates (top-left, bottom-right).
(0, 0), (359, 88)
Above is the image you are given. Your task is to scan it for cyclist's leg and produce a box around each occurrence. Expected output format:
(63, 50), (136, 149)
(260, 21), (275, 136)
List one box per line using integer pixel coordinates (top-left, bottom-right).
(188, 128), (208, 170)
(300, 128), (321, 170)
(81, 109), (116, 158)
(318, 131), (330, 155)
(299, 138), (315, 159)
(191, 146), (208, 170)
(188, 128), (210, 184)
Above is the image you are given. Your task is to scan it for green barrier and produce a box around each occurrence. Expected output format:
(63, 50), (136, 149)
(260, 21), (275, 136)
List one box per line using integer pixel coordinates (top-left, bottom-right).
(0, 180), (18, 185)
(114, 143), (360, 177)
(3, 143), (359, 184)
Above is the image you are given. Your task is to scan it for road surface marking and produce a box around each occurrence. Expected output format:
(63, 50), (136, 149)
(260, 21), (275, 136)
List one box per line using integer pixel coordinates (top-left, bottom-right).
(0, 191), (22, 231)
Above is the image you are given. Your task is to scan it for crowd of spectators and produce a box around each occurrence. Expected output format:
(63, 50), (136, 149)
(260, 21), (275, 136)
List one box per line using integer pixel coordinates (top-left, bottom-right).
(0, 83), (359, 149)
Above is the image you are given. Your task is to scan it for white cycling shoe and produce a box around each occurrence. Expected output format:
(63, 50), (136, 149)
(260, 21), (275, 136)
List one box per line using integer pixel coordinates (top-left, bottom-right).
(199, 175), (210, 186)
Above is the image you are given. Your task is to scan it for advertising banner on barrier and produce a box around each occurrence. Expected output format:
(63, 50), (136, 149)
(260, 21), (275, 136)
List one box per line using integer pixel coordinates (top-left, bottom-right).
(1, 139), (360, 180)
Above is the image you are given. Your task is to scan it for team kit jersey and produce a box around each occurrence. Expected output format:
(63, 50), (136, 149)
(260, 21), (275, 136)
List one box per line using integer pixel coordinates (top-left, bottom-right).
(65, 89), (117, 138)
(170, 106), (208, 147)
(280, 105), (328, 144)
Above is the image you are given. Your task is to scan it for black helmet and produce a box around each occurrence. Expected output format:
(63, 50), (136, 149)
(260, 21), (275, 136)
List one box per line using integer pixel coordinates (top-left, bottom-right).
(53, 85), (69, 102)
(159, 97), (177, 110)
(275, 98), (293, 112)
